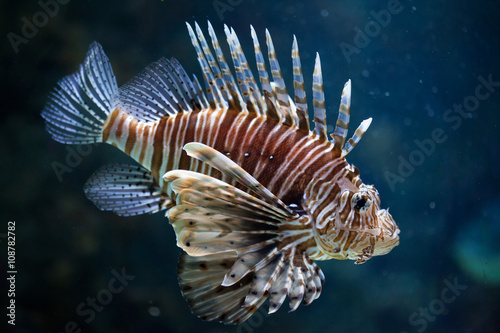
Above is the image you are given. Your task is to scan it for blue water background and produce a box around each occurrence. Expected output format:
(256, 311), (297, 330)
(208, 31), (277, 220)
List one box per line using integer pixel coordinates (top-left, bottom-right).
(1, 0), (499, 332)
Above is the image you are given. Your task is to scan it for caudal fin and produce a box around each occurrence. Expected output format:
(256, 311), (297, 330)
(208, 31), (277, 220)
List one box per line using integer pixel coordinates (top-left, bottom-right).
(41, 42), (118, 144)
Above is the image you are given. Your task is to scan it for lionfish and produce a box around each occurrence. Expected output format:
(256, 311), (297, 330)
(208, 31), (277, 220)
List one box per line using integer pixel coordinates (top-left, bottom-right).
(41, 21), (400, 324)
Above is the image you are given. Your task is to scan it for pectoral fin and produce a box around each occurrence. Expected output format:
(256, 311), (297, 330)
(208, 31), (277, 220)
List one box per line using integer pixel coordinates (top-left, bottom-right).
(165, 143), (324, 324)
(165, 170), (284, 256)
(177, 251), (265, 324)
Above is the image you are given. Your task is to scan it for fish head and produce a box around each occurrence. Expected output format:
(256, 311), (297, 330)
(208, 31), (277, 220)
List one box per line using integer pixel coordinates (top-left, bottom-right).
(306, 174), (400, 263)
(346, 183), (400, 263)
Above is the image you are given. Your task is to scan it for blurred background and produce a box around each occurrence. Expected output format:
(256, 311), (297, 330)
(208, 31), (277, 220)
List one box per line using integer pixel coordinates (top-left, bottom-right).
(1, 0), (499, 332)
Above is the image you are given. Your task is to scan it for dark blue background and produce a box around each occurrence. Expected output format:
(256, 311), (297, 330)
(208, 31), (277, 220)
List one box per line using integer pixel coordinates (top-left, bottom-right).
(1, 0), (499, 332)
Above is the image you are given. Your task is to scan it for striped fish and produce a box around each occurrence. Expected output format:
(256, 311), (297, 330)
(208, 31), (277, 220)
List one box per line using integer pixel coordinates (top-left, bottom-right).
(41, 21), (400, 324)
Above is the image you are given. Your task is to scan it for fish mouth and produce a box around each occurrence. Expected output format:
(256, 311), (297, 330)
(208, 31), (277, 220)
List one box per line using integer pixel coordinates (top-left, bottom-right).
(377, 209), (399, 238)
(374, 209), (400, 254)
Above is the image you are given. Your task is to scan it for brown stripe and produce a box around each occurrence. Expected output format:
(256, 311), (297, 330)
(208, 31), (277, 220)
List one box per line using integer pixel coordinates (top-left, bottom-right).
(165, 113), (184, 172)
(102, 109), (120, 142)
(312, 99), (326, 109)
(138, 125), (150, 165)
(114, 114), (127, 141)
(270, 126), (297, 161)
(224, 113), (249, 168)
(252, 123), (301, 194)
(351, 213), (361, 229)
(322, 159), (348, 182)
(312, 187), (339, 223)
(247, 120), (281, 188)
(235, 115), (261, 171)
(313, 116), (326, 126)
(151, 116), (168, 180)
(343, 231), (357, 251)
(178, 112), (198, 171)
(213, 109), (238, 153)
(196, 115), (210, 173)
(331, 229), (343, 244)
(124, 119), (138, 155)
(336, 119), (348, 129)
(263, 92), (280, 121)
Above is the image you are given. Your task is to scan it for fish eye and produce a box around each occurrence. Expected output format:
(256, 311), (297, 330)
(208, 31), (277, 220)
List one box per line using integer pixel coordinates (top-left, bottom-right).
(352, 193), (371, 213)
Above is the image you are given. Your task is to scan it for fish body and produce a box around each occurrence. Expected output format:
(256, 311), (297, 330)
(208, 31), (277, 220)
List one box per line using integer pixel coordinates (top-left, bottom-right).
(42, 21), (400, 324)
(103, 106), (346, 216)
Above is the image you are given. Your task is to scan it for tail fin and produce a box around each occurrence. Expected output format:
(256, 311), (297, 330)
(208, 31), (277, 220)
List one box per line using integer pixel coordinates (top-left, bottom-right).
(41, 42), (119, 144)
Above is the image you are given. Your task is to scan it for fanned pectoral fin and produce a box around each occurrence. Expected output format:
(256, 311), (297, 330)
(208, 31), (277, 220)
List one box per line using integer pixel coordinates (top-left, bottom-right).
(165, 143), (325, 324)
(163, 142), (297, 256)
(164, 170), (283, 256)
(177, 245), (325, 324)
(84, 163), (172, 216)
(177, 251), (266, 324)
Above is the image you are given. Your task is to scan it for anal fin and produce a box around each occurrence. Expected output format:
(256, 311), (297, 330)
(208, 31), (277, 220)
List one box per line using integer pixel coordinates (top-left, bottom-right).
(84, 163), (172, 216)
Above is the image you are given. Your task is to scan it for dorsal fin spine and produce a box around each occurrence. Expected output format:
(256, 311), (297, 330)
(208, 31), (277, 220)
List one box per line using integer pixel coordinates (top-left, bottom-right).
(228, 27), (263, 110)
(250, 26), (273, 97)
(331, 80), (351, 151)
(187, 23), (219, 108)
(250, 26), (280, 120)
(206, 22), (239, 94)
(194, 22), (230, 103)
(186, 22), (373, 151)
(312, 53), (327, 141)
(265, 29), (294, 126)
(342, 117), (372, 157)
(291, 36), (310, 132)
(224, 25), (251, 108)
